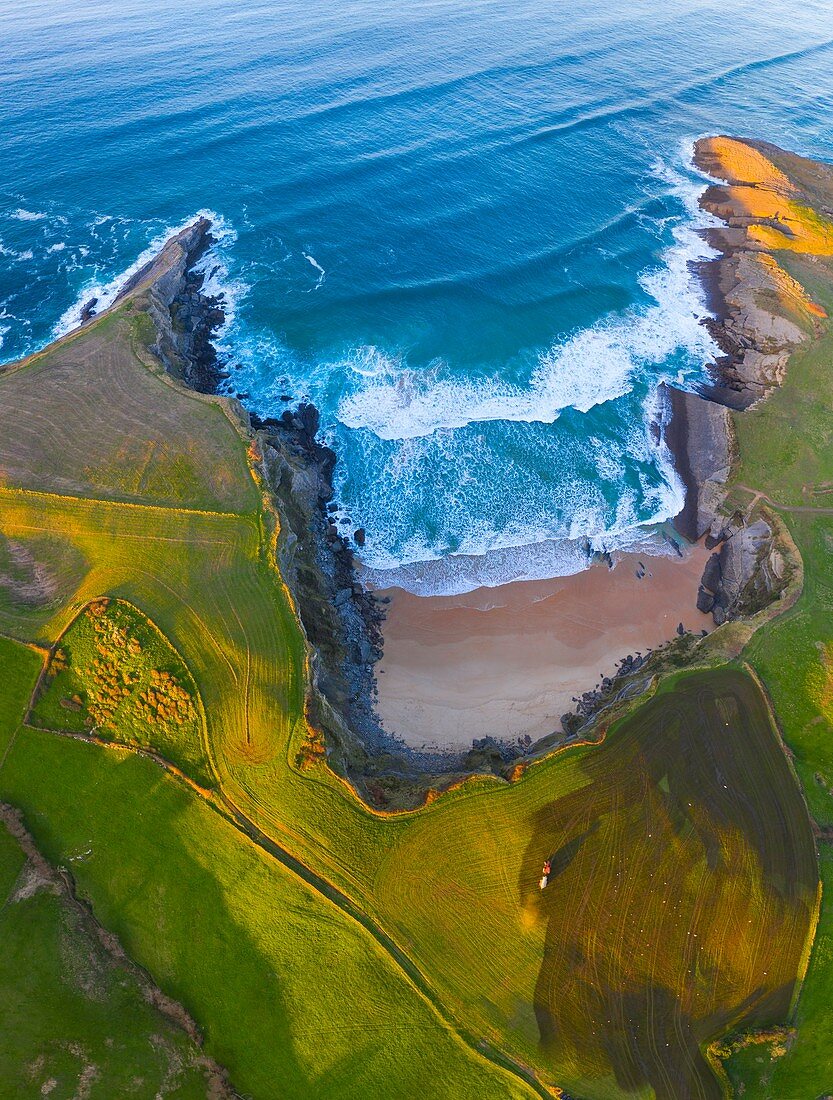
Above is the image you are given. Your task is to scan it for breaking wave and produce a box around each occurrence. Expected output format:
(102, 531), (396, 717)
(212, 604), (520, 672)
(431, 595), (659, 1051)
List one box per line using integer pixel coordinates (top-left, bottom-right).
(337, 212), (715, 443)
(53, 210), (242, 339)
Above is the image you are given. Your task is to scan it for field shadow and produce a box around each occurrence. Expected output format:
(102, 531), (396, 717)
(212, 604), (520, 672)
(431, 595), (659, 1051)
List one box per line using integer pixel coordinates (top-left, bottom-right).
(518, 668), (817, 1099)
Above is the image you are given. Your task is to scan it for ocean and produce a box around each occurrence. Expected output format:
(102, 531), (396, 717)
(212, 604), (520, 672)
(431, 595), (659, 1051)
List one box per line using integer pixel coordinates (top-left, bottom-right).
(3, 0), (833, 594)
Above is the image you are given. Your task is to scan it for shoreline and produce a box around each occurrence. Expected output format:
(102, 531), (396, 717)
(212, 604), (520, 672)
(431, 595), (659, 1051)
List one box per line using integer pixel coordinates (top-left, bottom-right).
(373, 542), (713, 751)
(367, 135), (806, 756)
(77, 137), (802, 793)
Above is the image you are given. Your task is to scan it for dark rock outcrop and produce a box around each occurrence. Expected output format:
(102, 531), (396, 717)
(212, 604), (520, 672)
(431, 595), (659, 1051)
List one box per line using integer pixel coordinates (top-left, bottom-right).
(112, 217), (228, 392)
(663, 383), (734, 543)
(695, 514), (787, 625)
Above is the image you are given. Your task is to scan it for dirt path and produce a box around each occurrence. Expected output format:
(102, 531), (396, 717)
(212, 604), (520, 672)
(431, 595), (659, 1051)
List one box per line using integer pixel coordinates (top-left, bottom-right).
(736, 484), (833, 516)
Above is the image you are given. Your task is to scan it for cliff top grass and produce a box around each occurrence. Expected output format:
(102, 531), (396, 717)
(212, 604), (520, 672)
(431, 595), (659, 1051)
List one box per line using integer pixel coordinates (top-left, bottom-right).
(691, 135), (833, 1097)
(0, 305), (257, 512)
(31, 597), (213, 790)
(0, 239), (822, 1100)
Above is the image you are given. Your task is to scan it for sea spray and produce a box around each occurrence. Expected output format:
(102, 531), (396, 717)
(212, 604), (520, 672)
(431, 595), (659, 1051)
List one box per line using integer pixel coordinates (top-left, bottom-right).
(53, 210), (242, 341)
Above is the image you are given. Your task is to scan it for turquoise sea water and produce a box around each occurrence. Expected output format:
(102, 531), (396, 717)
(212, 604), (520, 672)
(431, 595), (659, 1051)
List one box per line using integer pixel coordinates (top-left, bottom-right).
(3, 0), (833, 592)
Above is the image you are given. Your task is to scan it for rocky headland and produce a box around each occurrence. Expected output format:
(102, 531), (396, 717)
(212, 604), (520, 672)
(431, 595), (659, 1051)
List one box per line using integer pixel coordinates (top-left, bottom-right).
(663, 135), (830, 630)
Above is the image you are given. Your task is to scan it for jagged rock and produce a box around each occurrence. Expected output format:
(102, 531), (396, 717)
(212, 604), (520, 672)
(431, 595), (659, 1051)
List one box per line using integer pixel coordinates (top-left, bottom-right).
(717, 519), (772, 605)
(110, 216), (228, 393)
(696, 587), (715, 613)
(701, 552), (722, 594)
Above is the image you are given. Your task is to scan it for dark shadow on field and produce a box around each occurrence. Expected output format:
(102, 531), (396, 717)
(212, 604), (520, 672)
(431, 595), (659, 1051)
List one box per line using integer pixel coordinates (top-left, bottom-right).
(546, 821), (601, 882)
(0, 735), (311, 1099)
(519, 668), (818, 1099)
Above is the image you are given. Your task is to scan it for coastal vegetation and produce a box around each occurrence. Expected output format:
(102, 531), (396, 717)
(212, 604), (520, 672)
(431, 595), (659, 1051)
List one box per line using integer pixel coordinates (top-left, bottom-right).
(31, 598), (211, 789)
(0, 135), (832, 1098)
(0, 805), (222, 1098)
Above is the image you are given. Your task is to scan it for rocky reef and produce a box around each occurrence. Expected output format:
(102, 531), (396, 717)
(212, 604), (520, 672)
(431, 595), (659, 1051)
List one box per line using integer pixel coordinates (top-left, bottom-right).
(121, 217), (228, 393)
(693, 135), (828, 409)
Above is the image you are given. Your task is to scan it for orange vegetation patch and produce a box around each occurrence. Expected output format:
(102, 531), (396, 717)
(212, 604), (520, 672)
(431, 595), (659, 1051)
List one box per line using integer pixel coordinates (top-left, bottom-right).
(700, 136), (796, 191)
(700, 136), (833, 256)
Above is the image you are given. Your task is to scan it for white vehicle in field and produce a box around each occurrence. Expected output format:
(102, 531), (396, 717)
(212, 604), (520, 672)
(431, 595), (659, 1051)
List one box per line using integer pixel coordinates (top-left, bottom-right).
(539, 859), (551, 890)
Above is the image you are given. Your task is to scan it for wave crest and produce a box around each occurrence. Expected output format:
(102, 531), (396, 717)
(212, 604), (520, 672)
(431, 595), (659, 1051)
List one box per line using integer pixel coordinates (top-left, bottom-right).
(337, 220), (716, 442)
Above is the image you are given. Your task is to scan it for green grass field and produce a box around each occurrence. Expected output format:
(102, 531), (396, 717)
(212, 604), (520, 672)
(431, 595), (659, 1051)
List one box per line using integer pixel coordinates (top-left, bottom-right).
(0, 725), (533, 1100)
(0, 808), (216, 1099)
(1, 148), (831, 1099)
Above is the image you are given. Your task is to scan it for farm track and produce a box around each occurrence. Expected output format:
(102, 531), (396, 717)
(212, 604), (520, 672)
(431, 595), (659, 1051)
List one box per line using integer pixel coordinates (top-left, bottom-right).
(735, 484), (833, 517)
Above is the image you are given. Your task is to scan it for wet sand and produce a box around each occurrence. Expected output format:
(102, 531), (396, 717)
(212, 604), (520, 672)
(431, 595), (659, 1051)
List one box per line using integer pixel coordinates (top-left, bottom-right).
(374, 544), (713, 750)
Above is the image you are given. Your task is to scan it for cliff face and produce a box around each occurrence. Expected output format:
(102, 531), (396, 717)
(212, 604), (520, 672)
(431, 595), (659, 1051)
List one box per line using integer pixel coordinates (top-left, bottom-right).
(664, 384), (734, 544)
(668, 136), (833, 623)
(116, 217), (227, 392)
(693, 134), (828, 409)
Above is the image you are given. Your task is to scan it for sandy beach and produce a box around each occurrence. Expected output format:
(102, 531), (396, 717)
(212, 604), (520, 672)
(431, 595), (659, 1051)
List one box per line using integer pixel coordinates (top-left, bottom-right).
(374, 544), (713, 750)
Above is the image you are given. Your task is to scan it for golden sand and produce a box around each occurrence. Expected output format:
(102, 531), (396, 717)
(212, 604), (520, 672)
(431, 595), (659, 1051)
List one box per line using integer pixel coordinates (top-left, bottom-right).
(374, 544), (713, 750)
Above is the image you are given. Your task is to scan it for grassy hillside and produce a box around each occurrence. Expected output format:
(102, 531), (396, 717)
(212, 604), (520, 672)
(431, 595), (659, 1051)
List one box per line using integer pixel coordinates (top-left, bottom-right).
(31, 598), (212, 789)
(1, 143), (831, 1098)
(0, 720), (533, 1099)
(0, 811), (220, 1100)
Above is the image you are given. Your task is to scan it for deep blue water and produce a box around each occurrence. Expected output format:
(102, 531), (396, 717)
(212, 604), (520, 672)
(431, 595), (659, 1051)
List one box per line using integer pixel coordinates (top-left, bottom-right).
(3, 0), (833, 592)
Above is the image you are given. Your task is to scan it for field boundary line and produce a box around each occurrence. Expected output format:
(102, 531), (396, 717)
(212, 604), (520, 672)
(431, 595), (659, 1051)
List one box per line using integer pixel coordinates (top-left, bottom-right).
(0, 484), (252, 521)
(740, 660), (824, 1018)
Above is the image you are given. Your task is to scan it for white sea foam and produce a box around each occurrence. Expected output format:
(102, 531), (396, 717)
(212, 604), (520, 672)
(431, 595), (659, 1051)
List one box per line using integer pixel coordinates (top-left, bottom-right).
(11, 208), (47, 222)
(0, 242), (34, 262)
(53, 209), (240, 340)
(302, 251), (326, 289)
(349, 373), (687, 596)
(47, 241), (66, 254)
(337, 175), (718, 442)
(360, 520), (681, 596)
(340, 142), (717, 593)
